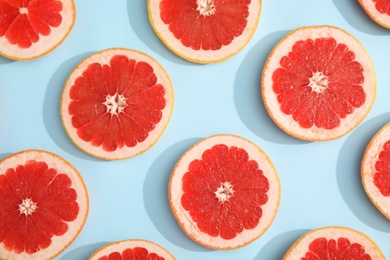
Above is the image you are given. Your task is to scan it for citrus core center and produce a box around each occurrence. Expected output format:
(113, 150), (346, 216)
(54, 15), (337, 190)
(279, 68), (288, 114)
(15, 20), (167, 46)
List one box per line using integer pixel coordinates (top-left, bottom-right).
(104, 93), (127, 115)
(309, 72), (328, 93)
(215, 182), (234, 202)
(19, 7), (28, 14)
(197, 0), (216, 16)
(19, 198), (37, 215)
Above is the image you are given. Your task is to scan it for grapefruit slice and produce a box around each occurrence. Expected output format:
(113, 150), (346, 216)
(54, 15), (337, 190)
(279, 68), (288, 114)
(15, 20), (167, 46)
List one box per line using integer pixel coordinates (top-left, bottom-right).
(0, 149), (89, 259)
(169, 134), (280, 249)
(88, 239), (175, 260)
(0, 0), (76, 60)
(358, 0), (390, 29)
(361, 122), (390, 219)
(261, 25), (376, 141)
(148, 0), (261, 64)
(60, 48), (174, 160)
(283, 226), (385, 259)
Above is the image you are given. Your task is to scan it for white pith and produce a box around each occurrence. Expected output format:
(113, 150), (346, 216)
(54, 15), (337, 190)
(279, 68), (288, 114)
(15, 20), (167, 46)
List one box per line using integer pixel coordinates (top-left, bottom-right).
(61, 48), (174, 160)
(104, 93), (127, 115)
(148, 0), (261, 63)
(19, 7), (28, 15)
(197, 0), (216, 16)
(309, 72), (328, 93)
(359, 0), (390, 29)
(283, 226), (385, 259)
(262, 26), (376, 141)
(0, 0), (75, 60)
(0, 150), (89, 260)
(19, 198), (37, 215)
(361, 122), (390, 220)
(215, 181), (234, 202)
(169, 134), (280, 249)
(89, 239), (175, 260)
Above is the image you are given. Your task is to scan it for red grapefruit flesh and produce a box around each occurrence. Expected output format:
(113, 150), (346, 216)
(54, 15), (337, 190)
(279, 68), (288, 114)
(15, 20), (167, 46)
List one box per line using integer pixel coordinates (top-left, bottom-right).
(0, 0), (75, 60)
(362, 122), (390, 219)
(262, 25), (376, 141)
(169, 134), (280, 249)
(359, 0), (390, 29)
(60, 48), (174, 160)
(0, 150), (89, 259)
(88, 239), (175, 260)
(148, 0), (261, 63)
(283, 226), (385, 259)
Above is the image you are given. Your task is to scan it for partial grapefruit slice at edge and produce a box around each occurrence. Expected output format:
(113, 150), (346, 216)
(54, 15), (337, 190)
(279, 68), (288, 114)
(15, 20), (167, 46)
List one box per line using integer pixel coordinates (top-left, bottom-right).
(358, 0), (390, 29)
(361, 122), (390, 220)
(88, 239), (175, 260)
(283, 226), (385, 259)
(0, 149), (89, 260)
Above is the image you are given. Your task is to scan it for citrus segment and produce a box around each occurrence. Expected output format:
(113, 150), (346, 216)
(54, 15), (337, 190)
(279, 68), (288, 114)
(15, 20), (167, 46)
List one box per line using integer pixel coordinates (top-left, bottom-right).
(283, 226), (385, 260)
(262, 25), (375, 141)
(359, 0), (390, 29)
(0, 150), (88, 260)
(88, 239), (175, 260)
(0, 0), (75, 60)
(148, 0), (261, 63)
(362, 122), (390, 219)
(61, 48), (174, 160)
(169, 134), (280, 249)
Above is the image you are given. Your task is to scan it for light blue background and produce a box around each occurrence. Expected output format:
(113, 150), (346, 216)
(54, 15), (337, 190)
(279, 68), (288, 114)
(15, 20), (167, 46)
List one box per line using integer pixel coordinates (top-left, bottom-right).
(1, 0), (390, 259)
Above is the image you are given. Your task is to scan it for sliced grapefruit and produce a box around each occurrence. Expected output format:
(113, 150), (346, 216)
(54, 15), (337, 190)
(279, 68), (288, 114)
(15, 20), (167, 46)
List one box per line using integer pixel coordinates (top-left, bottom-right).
(358, 0), (390, 29)
(283, 226), (385, 259)
(0, 0), (76, 60)
(169, 134), (280, 249)
(261, 25), (376, 141)
(361, 122), (390, 220)
(148, 0), (261, 64)
(0, 149), (89, 259)
(60, 48), (174, 160)
(88, 239), (175, 260)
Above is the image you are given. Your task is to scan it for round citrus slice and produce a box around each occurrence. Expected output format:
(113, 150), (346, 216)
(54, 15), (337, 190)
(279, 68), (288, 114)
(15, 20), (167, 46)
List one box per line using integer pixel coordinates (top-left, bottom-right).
(89, 239), (175, 260)
(0, 0), (76, 60)
(283, 226), (385, 259)
(148, 0), (261, 64)
(261, 25), (376, 141)
(0, 149), (89, 259)
(60, 48), (174, 160)
(169, 134), (280, 249)
(358, 0), (390, 29)
(361, 122), (390, 220)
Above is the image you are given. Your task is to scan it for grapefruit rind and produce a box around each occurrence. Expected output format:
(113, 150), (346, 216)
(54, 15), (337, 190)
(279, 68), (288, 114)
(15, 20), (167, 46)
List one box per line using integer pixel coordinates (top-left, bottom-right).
(147, 0), (262, 64)
(358, 0), (390, 29)
(261, 25), (376, 141)
(169, 134), (281, 250)
(361, 122), (390, 220)
(283, 226), (385, 260)
(0, 0), (76, 61)
(0, 150), (89, 260)
(60, 48), (174, 160)
(88, 239), (175, 260)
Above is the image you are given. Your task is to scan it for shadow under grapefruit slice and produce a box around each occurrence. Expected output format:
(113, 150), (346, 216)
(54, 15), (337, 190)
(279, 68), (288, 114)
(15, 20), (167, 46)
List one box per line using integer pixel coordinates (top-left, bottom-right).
(283, 226), (385, 259)
(0, 0), (75, 60)
(88, 239), (175, 260)
(60, 48), (174, 160)
(261, 25), (376, 141)
(358, 0), (390, 29)
(361, 122), (390, 220)
(148, 0), (261, 64)
(169, 134), (280, 249)
(0, 150), (89, 259)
